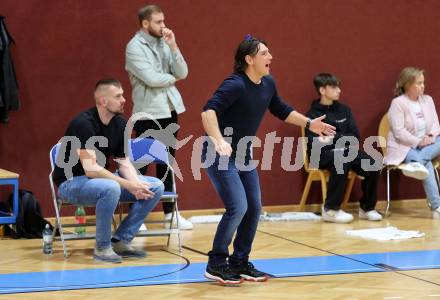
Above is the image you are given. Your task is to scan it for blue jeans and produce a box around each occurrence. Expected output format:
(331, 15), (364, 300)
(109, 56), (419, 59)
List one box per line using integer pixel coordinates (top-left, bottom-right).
(58, 175), (164, 249)
(405, 137), (440, 210)
(203, 153), (262, 266)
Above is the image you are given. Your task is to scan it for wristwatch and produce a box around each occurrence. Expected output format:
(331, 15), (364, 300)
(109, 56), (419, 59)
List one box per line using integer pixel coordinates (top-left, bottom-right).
(305, 118), (311, 130)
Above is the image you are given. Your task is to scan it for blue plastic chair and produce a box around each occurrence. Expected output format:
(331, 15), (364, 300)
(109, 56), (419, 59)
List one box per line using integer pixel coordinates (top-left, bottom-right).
(127, 138), (181, 250)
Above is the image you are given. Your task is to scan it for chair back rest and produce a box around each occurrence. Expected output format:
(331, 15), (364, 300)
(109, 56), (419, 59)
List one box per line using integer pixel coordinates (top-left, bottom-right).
(49, 143), (61, 172)
(50, 139), (169, 170)
(377, 113), (389, 156)
(49, 139), (170, 183)
(128, 138), (169, 165)
(300, 127), (312, 172)
(48, 143), (62, 204)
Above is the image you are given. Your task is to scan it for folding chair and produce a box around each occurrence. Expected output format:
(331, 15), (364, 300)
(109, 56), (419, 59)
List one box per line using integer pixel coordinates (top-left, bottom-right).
(298, 127), (363, 211)
(126, 137), (181, 251)
(49, 143), (108, 258)
(378, 113), (440, 216)
(49, 139), (181, 258)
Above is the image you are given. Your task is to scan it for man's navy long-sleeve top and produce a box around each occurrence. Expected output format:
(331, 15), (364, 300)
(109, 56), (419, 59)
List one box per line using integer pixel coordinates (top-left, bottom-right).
(203, 72), (294, 158)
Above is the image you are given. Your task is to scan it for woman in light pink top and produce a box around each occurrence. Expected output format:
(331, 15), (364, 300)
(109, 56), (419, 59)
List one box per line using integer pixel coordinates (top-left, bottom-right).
(385, 67), (440, 218)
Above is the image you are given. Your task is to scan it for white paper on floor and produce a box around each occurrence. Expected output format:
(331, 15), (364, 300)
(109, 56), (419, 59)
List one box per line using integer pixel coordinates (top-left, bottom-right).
(188, 212), (321, 224)
(260, 212), (321, 222)
(187, 215), (222, 223)
(346, 226), (425, 241)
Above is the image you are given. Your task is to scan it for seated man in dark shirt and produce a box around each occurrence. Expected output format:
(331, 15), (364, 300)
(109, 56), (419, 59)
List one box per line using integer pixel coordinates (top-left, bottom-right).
(306, 73), (382, 223)
(53, 78), (164, 263)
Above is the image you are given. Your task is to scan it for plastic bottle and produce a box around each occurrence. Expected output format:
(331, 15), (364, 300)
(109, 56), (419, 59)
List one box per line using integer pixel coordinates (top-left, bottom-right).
(75, 205), (86, 235)
(42, 224), (53, 255)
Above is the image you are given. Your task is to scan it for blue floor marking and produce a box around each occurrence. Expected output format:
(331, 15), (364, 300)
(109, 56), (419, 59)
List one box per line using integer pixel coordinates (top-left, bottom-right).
(1, 249), (440, 294)
(347, 250), (440, 270)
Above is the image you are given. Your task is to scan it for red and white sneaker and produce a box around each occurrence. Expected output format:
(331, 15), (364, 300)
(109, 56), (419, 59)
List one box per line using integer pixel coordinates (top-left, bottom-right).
(205, 264), (243, 285)
(230, 262), (270, 282)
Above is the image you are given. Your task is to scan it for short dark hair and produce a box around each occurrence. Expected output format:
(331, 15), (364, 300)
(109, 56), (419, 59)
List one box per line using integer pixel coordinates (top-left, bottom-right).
(233, 35), (267, 73)
(94, 78), (121, 91)
(138, 5), (162, 26)
(313, 73), (340, 94)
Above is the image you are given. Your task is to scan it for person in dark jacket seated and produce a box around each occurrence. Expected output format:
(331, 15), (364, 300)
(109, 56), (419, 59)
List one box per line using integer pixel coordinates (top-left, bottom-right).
(305, 73), (382, 223)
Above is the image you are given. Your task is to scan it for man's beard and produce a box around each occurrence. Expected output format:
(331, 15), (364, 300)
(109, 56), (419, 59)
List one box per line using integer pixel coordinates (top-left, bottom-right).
(148, 28), (162, 38)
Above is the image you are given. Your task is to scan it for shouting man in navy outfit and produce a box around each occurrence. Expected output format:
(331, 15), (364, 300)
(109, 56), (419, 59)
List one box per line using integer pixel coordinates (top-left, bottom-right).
(201, 36), (336, 284)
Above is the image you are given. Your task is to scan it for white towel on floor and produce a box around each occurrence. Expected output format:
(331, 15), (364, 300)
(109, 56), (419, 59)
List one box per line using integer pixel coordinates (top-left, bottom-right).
(260, 212), (321, 222)
(188, 212), (321, 224)
(346, 226), (425, 241)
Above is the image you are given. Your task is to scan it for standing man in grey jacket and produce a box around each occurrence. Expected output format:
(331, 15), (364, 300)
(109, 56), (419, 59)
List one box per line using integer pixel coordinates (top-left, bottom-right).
(125, 4), (193, 230)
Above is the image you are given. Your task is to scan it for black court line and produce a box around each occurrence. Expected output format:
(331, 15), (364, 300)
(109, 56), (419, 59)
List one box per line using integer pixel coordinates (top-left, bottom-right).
(257, 229), (440, 287)
(0, 249), (192, 294)
(375, 263), (401, 271)
(181, 245), (208, 256)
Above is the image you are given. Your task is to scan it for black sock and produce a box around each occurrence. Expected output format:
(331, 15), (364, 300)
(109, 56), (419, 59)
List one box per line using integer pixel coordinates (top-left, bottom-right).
(111, 237), (120, 243)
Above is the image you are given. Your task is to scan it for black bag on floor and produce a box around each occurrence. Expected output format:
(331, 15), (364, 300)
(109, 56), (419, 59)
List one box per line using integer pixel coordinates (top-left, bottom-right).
(4, 189), (53, 239)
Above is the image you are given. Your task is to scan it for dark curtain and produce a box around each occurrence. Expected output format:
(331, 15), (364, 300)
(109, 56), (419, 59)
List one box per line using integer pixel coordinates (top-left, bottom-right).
(0, 16), (19, 123)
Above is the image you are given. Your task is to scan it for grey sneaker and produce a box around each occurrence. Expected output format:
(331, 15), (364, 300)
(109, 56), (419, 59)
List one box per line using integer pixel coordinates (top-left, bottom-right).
(112, 241), (147, 258)
(93, 247), (122, 263)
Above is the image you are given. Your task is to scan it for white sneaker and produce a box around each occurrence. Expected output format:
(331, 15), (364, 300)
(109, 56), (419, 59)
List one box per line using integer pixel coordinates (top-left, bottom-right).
(399, 162), (429, 180)
(139, 224), (147, 231)
(321, 207), (354, 223)
(359, 209), (383, 221)
(164, 212), (194, 230)
(432, 207), (440, 219)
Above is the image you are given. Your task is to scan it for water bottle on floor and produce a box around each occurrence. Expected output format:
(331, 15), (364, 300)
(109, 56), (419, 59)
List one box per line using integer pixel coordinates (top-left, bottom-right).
(42, 224), (53, 255)
(75, 205), (86, 235)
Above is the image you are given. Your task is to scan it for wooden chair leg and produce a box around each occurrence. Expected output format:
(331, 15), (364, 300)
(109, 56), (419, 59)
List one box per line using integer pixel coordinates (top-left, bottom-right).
(299, 175), (313, 211)
(119, 203), (123, 224)
(319, 172), (327, 205)
(434, 165), (440, 189)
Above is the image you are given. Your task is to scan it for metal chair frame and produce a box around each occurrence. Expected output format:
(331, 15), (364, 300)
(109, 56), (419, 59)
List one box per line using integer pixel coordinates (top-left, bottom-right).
(378, 113), (440, 216)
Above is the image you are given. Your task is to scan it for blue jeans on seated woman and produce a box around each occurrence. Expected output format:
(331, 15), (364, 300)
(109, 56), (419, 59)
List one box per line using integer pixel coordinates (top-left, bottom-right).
(405, 137), (440, 210)
(58, 175), (164, 249)
(203, 151), (262, 267)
